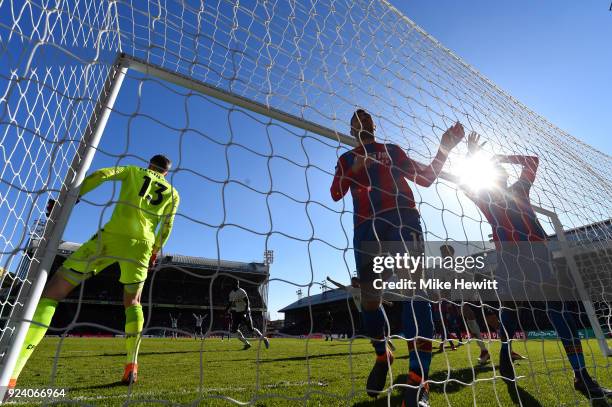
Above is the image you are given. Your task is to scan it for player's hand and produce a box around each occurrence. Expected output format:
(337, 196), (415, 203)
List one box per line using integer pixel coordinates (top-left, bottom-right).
(440, 122), (465, 152)
(467, 131), (487, 155)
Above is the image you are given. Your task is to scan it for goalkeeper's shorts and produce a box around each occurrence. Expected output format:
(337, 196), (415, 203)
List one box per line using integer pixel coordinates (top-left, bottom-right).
(62, 229), (152, 286)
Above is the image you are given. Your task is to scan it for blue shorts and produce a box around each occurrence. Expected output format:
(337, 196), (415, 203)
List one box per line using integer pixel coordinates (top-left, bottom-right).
(353, 208), (423, 282)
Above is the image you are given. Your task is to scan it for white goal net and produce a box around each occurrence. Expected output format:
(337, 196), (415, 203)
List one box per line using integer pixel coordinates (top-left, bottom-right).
(0, 0), (610, 405)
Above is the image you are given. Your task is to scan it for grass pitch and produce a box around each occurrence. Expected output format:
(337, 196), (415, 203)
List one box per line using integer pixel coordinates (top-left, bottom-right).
(12, 336), (612, 406)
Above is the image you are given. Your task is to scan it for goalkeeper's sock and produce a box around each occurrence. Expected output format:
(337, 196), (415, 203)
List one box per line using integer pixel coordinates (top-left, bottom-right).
(361, 308), (387, 355)
(125, 304), (144, 365)
(11, 298), (58, 381)
(548, 309), (585, 372)
(467, 319), (486, 351)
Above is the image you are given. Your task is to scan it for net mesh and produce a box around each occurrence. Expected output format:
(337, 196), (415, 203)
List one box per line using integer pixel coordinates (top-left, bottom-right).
(0, 0), (610, 405)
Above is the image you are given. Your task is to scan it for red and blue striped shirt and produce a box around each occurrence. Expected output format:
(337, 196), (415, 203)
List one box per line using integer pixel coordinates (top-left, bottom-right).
(330, 142), (419, 226)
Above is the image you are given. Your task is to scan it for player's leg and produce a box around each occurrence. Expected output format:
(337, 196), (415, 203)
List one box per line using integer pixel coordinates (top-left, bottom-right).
(547, 302), (612, 399)
(246, 313), (270, 349)
(9, 233), (107, 387)
(355, 217), (393, 397)
(396, 210), (432, 407)
(444, 310), (457, 351)
(9, 267), (87, 386)
(495, 247), (520, 381)
(453, 314), (464, 345)
(463, 303), (489, 364)
(498, 302), (518, 379)
(355, 217), (390, 354)
(431, 305), (443, 352)
(403, 299), (434, 406)
(116, 235), (150, 384)
(122, 283), (144, 384)
(232, 313), (250, 349)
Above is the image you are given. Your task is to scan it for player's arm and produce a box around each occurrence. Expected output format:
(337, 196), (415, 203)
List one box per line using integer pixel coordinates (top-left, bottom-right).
(79, 166), (129, 197)
(153, 191), (180, 254)
(402, 122), (465, 187)
(494, 154), (539, 184)
(46, 166), (129, 217)
(330, 155), (353, 201)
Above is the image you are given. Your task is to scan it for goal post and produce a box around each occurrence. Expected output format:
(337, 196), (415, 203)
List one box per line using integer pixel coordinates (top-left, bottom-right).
(0, 56), (127, 392)
(542, 208), (612, 357)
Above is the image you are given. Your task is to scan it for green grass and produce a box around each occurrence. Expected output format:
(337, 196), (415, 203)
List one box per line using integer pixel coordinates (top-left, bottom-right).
(12, 336), (612, 406)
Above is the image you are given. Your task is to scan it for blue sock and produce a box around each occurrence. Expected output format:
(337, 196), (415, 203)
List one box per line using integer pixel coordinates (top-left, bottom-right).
(361, 308), (387, 355)
(403, 301), (433, 379)
(500, 308), (517, 354)
(548, 308), (585, 372)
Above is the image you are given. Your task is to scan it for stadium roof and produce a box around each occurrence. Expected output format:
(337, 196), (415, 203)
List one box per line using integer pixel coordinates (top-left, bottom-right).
(278, 288), (351, 312)
(162, 254), (268, 274)
(55, 241), (269, 275)
(548, 218), (612, 241)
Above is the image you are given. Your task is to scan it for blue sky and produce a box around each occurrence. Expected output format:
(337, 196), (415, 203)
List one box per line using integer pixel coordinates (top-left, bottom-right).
(397, 0), (612, 154)
(2, 1), (610, 321)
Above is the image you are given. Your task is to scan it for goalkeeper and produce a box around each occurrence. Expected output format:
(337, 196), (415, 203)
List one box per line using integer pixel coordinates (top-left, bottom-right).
(330, 109), (463, 406)
(9, 155), (179, 388)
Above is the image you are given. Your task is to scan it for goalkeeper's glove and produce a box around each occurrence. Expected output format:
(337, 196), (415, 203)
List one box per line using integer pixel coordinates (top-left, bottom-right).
(45, 199), (56, 218)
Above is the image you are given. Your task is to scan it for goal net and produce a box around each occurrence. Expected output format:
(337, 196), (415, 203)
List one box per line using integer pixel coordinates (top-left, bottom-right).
(0, 0), (610, 405)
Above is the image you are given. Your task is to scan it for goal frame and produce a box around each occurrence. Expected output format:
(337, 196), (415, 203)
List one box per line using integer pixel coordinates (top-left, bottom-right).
(1, 51), (608, 394)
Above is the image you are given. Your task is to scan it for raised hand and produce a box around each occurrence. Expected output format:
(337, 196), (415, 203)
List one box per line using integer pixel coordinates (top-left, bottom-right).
(441, 122), (465, 152)
(467, 131), (487, 155)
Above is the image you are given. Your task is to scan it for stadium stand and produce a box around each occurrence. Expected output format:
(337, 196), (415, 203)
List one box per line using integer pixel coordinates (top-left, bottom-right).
(1, 240), (269, 337)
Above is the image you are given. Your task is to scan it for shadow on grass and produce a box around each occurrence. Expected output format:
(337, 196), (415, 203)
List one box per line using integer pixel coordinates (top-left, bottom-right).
(74, 381), (128, 391)
(259, 350), (372, 363)
(505, 381), (544, 407)
(58, 350), (206, 358)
